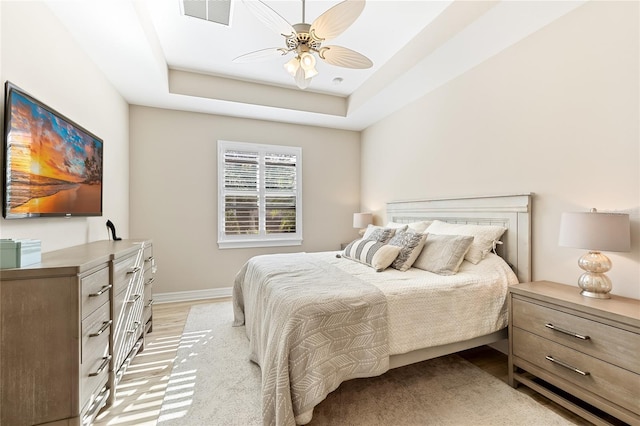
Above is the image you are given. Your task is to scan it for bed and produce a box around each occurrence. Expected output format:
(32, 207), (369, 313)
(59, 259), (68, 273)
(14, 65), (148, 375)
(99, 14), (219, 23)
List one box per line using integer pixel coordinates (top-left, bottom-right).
(233, 194), (532, 426)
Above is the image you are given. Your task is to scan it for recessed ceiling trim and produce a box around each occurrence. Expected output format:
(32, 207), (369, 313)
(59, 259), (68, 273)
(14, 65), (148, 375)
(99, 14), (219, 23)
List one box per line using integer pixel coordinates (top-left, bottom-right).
(169, 69), (347, 117)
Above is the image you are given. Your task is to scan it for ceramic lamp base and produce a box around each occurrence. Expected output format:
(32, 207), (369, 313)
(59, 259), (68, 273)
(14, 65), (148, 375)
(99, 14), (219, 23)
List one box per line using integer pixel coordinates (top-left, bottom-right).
(577, 251), (612, 299)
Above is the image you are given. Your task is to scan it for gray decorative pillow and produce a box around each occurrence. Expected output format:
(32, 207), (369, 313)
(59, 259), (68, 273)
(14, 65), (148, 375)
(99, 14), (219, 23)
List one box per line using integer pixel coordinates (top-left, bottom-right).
(387, 230), (428, 272)
(343, 239), (401, 272)
(412, 233), (474, 275)
(363, 225), (398, 243)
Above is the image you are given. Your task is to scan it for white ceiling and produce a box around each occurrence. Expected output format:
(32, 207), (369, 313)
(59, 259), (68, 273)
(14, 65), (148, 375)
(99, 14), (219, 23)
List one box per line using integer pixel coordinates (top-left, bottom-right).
(46, 0), (586, 131)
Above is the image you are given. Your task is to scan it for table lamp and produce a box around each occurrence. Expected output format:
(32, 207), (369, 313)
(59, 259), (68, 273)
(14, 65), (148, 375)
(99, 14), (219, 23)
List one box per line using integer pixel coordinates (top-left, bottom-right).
(353, 212), (373, 236)
(558, 208), (630, 299)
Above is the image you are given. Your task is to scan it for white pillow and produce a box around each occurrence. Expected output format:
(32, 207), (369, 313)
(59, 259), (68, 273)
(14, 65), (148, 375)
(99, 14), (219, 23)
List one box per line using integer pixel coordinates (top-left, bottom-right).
(385, 221), (408, 229)
(425, 220), (506, 264)
(342, 239), (401, 272)
(386, 221), (432, 234)
(413, 234), (474, 275)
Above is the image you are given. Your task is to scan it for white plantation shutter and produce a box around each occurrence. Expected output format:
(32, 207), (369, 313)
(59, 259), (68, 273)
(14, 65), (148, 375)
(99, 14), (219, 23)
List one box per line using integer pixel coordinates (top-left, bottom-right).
(265, 152), (297, 234)
(218, 141), (302, 248)
(223, 150), (259, 235)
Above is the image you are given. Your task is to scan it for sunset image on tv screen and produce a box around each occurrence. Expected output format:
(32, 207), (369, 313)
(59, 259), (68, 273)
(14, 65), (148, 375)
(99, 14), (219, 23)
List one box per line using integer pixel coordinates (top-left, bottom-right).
(4, 89), (103, 217)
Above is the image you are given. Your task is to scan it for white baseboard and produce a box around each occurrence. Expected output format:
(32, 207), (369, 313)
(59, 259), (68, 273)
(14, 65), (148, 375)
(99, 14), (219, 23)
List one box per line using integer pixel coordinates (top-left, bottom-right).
(153, 287), (232, 304)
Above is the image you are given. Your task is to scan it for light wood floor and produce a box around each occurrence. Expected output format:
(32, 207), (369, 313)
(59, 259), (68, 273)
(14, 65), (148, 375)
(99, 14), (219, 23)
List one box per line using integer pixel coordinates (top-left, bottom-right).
(94, 298), (591, 426)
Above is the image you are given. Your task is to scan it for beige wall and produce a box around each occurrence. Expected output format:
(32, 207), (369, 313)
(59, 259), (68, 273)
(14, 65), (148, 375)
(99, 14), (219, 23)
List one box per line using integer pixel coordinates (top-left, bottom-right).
(129, 106), (360, 295)
(2, 1), (638, 301)
(0, 2), (129, 251)
(361, 1), (640, 299)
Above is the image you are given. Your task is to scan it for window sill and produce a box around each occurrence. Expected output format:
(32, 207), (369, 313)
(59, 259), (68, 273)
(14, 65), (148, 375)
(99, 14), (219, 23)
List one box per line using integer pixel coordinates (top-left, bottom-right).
(217, 238), (303, 249)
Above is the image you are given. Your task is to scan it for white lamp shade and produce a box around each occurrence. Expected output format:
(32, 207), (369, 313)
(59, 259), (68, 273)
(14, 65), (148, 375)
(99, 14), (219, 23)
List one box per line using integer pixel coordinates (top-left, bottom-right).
(353, 212), (373, 229)
(559, 211), (630, 252)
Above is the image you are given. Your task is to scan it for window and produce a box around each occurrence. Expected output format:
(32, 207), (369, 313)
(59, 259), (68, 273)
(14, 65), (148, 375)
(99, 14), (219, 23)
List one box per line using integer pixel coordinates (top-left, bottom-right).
(217, 140), (302, 249)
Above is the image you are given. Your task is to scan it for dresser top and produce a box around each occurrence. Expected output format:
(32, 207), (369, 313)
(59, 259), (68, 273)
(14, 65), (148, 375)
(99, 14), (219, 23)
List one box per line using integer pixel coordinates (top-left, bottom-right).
(0, 239), (150, 279)
(510, 281), (640, 327)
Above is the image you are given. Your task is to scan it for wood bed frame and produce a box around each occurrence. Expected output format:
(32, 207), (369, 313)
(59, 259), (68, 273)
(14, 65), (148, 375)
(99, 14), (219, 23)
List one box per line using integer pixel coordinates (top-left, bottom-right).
(385, 193), (532, 368)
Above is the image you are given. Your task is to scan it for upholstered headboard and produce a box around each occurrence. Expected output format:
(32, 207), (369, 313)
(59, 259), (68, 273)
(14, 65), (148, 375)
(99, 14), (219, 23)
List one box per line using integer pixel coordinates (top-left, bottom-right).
(387, 194), (532, 283)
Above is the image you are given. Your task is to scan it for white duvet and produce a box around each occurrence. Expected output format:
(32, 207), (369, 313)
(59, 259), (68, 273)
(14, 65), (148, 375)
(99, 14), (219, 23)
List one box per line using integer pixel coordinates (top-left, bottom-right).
(306, 251), (519, 355)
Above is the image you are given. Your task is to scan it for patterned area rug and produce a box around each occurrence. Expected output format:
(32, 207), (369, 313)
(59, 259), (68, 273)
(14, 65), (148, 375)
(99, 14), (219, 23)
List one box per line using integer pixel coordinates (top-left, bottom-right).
(157, 302), (573, 425)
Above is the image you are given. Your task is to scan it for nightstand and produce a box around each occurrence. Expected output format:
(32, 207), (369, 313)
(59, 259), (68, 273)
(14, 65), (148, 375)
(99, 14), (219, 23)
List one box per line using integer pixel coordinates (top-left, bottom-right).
(508, 281), (640, 426)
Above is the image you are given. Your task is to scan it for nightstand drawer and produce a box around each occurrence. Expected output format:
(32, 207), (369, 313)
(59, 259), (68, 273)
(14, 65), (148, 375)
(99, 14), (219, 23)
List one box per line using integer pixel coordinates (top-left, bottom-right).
(512, 297), (640, 374)
(513, 327), (640, 414)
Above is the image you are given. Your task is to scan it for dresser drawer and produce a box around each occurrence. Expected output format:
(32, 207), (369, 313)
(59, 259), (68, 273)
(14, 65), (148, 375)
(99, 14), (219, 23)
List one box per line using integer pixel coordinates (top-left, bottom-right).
(143, 245), (153, 269)
(81, 303), (110, 407)
(513, 327), (640, 414)
(113, 254), (141, 295)
(80, 353), (109, 414)
(143, 280), (153, 324)
(113, 293), (144, 369)
(512, 297), (640, 374)
(81, 302), (111, 364)
(81, 267), (110, 320)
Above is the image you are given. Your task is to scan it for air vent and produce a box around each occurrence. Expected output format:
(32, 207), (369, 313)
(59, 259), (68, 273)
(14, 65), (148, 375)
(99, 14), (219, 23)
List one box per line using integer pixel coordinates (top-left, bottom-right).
(183, 0), (231, 26)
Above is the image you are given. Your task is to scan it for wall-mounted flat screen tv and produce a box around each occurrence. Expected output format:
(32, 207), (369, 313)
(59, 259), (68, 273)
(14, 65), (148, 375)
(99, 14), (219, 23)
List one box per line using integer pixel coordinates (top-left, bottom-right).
(2, 82), (103, 219)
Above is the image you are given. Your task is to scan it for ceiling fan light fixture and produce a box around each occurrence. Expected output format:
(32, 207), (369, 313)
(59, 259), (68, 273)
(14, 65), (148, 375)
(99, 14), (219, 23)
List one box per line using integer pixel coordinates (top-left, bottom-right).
(238, 0), (372, 90)
(303, 66), (318, 80)
(284, 57), (299, 77)
(299, 52), (318, 79)
(299, 52), (315, 69)
(294, 66), (311, 89)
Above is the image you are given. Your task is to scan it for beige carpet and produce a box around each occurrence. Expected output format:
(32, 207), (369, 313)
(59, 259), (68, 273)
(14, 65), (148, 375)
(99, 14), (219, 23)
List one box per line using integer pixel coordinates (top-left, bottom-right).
(157, 302), (573, 426)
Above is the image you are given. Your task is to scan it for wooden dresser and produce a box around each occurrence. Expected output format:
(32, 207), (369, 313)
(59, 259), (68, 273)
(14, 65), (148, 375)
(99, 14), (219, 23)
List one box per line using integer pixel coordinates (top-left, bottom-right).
(509, 281), (640, 425)
(0, 239), (155, 426)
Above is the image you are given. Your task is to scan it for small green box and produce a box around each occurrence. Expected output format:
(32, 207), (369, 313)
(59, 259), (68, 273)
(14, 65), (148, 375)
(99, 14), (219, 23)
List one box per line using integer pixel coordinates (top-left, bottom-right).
(0, 239), (41, 269)
(0, 239), (19, 269)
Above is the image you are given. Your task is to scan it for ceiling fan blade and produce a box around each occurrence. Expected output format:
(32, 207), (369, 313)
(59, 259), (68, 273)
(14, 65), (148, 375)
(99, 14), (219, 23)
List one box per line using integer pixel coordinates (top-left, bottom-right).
(318, 46), (372, 69)
(242, 0), (296, 38)
(233, 48), (289, 63)
(310, 0), (365, 41)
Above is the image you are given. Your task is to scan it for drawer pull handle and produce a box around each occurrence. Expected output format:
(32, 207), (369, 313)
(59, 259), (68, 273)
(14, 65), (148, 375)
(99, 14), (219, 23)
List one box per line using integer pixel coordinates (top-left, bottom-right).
(127, 294), (142, 304)
(88, 284), (112, 297)
(146, 299), (154, 308)
(145, 277), (155, 286)
(127, 267), (141, 275)
(544, 323), (590, 340)
(89, 356), (111, 377)
(145, 256), (154, 263)
(127, 321), (141, 334)
(545, 355), (590, 376)
(89, 320), (112, 337)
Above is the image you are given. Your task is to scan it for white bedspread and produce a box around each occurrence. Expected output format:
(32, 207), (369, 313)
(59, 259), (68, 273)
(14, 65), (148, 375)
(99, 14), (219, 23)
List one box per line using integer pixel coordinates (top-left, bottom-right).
(307, 252), (518, 355)
(233, 251), (517, 425)
(233, 253), (390, 426)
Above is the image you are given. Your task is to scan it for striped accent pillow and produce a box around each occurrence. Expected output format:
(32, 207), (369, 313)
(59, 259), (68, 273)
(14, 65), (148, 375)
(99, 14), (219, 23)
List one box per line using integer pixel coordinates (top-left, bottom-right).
(342, 239), (401, 272)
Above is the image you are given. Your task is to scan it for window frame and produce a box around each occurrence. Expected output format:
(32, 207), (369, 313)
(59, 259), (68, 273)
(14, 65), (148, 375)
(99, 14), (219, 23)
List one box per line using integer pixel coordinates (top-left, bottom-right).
(217, 140), (303, 249)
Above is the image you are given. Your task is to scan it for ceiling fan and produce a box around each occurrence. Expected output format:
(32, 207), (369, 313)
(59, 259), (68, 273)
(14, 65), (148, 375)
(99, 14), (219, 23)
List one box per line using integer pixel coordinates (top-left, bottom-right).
(233, 0), (373, 89)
